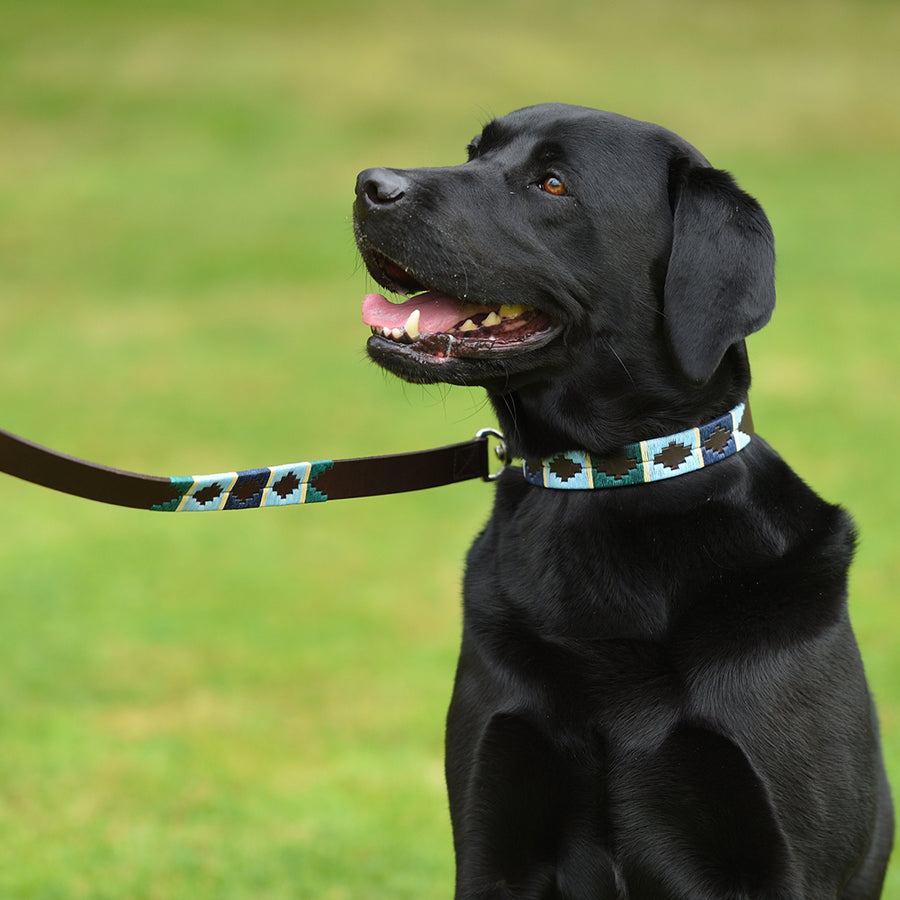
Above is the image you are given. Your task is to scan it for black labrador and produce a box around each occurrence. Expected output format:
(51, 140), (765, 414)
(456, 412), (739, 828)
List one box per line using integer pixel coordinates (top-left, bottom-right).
(352, 103), (893, 899)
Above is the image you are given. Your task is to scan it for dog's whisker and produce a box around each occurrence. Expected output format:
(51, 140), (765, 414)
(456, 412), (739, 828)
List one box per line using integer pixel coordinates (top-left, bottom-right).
(601, 335), (636, 386)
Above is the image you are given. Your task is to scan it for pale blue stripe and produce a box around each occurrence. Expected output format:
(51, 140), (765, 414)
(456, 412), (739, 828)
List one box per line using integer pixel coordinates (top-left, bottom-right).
(263, 462), (313, 507)
(180, 472), (238, 512)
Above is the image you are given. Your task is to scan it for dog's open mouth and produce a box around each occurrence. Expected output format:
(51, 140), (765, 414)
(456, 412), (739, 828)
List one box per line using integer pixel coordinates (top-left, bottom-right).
(360, 258), (559, 361)
(363, 291), (557, 358)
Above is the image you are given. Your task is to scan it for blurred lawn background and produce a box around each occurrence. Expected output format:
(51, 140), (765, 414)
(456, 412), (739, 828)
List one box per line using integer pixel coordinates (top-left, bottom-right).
(0, 0), (897, 896)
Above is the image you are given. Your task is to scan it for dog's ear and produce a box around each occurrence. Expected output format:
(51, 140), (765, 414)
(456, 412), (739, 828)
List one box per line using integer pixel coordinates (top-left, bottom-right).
(664, 159), (776, 384)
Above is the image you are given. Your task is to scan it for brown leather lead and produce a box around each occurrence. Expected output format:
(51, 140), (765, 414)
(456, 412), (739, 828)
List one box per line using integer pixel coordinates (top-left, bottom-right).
(0, 428), (181, 509)
(0, 427), (497, 511)
(311, 439), (490, 500)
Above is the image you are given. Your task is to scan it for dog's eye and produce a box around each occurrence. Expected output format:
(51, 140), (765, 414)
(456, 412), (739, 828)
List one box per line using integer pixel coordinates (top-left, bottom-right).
(540, 175), (567, 196)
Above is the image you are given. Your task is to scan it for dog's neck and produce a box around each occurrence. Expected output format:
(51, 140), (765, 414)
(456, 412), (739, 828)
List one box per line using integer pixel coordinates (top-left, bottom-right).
(520, 402), (753, 490)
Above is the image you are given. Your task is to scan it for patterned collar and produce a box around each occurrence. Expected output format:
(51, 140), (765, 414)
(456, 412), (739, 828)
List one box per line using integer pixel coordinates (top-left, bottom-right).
(522, 402), (753, 490)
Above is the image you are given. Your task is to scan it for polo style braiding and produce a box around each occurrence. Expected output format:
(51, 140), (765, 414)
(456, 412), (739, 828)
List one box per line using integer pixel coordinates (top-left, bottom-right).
(523, 403), (753, 490)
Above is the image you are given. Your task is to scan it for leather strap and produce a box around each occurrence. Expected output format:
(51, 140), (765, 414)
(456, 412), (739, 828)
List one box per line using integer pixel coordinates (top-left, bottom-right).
(0, 428), (500, 511)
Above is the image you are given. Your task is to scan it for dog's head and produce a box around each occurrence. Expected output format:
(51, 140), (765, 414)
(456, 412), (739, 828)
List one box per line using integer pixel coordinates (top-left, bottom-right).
(354, 104), (775, 455)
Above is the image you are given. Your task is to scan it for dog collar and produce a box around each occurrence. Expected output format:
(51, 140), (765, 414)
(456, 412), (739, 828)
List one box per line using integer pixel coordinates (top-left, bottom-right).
(522, 402), (753, 490)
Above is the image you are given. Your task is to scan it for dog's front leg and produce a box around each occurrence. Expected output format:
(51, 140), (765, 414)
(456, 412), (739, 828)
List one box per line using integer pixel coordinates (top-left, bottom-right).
(446, 696), (619, 900)
(447, 708), (562, 898)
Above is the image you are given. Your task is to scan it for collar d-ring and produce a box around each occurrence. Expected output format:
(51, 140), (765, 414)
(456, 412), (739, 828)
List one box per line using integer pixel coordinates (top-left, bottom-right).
(474, 428), (509, 481)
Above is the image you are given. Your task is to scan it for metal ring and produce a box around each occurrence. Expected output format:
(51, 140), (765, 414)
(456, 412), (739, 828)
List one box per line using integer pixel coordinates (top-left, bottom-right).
(474, 428), (509, 481)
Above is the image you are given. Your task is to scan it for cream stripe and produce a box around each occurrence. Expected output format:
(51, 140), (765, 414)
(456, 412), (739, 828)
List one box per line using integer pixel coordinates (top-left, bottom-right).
(297, 461), (314, 503)
(259, 467), (278, 507)
(217, 473), (239, 510)
(639, 440), (651, 482)
(693, 426), (704, 468)
(175, 486), (193, 512)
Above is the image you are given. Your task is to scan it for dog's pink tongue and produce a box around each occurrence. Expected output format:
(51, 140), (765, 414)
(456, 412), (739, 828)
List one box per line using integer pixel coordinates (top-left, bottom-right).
(362, 292), (487, 334)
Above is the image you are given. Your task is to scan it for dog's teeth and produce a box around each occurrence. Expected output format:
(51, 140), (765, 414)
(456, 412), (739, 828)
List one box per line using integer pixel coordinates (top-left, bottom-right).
(459, 319), (477, 332)
(483, 311), (502, 327)
(499, 304), (528, 318)
(404, 309), (421, 340)
(391, 327), (404, 340)
(382, 327), (392, 337)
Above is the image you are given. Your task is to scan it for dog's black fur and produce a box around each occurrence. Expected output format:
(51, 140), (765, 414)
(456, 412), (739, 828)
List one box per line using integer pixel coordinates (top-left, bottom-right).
(353, 104), (893, 899)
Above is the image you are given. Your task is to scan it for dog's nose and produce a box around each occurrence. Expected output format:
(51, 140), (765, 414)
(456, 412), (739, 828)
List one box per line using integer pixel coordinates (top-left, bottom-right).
(356, 168), (409, 207)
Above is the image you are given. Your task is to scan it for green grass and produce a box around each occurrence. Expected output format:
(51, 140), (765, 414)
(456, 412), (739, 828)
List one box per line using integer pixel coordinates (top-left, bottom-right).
(0, 0), (898, 896)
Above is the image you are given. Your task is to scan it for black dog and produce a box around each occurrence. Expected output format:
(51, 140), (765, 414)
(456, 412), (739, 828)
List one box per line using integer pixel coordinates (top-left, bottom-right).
(353, 104), (893, 899)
